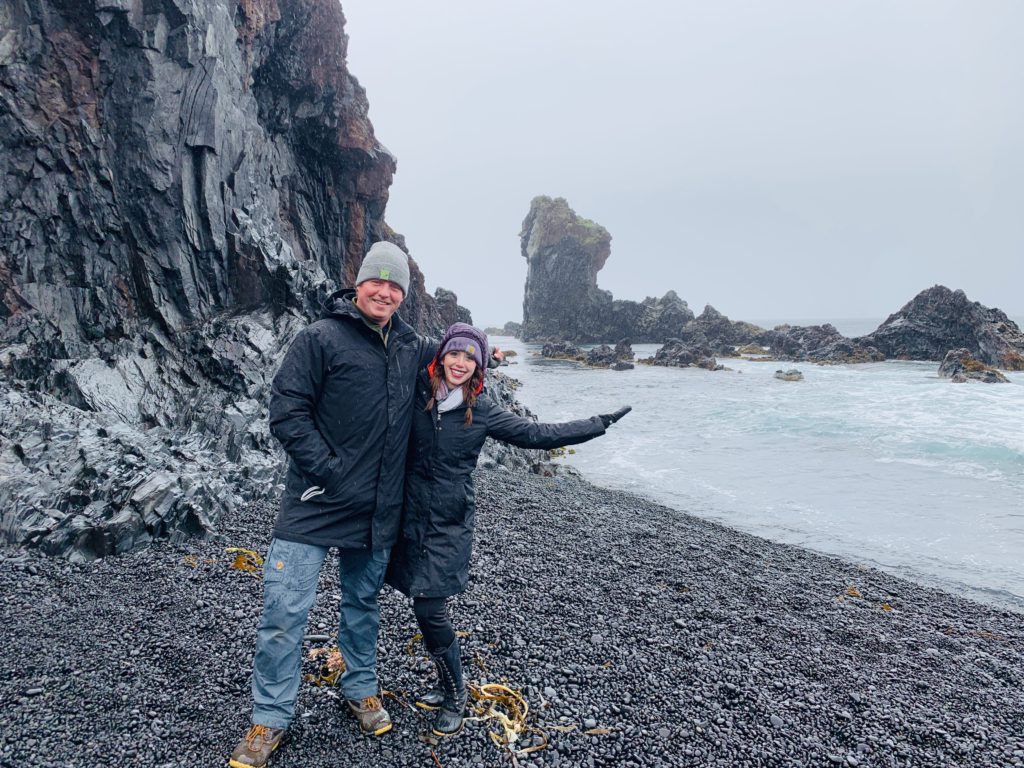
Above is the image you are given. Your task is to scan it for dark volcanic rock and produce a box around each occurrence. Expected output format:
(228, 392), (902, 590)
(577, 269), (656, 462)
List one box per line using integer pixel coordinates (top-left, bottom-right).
(585, 344), (617, 367)
(938, 349), (1010, 384)
(680, 305), (772, 355)
(645, 340), (720, 371)
(484, 321), (522, 337)
(432, 287), (474, 327)
(585, 339), (634, 368)
(862, 286), (1024, 368)
(520, 197), (694, 342)
(768, 324), (884, 364)
(540, 341), (583, 360)
(0, 0), (468, 559)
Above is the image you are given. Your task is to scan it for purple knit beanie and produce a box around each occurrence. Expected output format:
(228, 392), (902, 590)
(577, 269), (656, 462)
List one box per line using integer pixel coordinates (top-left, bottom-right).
(438, 323), (488, 369)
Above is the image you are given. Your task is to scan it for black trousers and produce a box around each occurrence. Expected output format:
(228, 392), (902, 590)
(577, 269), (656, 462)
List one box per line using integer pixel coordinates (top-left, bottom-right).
(413, 596), (456, 654)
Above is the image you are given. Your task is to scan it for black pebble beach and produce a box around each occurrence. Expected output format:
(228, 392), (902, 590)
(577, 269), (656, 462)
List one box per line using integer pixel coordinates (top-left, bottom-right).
(2, 470), (1022, 767)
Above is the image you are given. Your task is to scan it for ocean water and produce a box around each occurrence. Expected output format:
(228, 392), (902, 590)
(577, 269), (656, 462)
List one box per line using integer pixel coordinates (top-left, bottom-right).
(491, 336), (1024, 612)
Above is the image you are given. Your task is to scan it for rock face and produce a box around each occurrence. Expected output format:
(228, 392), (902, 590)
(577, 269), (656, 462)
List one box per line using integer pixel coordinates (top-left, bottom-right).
(862, 286), (1024, 368)
(938, 349), (1009, 384)
(520, 197), (694, 342)
(0, 0), (469, 559)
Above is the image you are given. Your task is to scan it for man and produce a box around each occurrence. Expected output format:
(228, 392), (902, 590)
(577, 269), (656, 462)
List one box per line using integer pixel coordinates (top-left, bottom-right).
(230, 241), (433, 767)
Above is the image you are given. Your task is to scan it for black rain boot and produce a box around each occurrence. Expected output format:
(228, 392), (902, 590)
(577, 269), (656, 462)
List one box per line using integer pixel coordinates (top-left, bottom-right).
(430, 638), (467, 737)
(415, 686), (443, 711)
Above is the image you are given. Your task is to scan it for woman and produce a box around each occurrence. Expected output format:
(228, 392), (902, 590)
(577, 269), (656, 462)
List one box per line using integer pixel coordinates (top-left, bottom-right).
(386, 323), (630, 737)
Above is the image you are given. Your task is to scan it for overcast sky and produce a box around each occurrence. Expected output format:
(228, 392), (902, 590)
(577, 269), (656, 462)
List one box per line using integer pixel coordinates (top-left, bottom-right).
(342, 1), (1024, 329)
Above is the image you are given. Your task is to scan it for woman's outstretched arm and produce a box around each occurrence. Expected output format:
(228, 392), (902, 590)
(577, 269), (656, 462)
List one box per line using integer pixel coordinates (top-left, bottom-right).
(484, 403), (630, 450)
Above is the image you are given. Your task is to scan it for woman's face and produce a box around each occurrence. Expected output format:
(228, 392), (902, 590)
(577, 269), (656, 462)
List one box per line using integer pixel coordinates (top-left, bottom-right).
(442, 350), (477, 388)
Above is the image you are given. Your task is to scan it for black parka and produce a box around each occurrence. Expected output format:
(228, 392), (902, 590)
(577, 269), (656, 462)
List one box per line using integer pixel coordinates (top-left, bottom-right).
(386, 367), (606, 598)
(268, 290), (434, 550)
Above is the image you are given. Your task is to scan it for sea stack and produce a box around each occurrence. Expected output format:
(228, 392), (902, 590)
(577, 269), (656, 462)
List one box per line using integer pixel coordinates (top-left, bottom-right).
(519, 196), (694, 342)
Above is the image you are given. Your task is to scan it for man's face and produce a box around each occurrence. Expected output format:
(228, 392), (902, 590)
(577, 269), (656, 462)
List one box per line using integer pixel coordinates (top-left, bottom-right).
(355, 279), (404, 326)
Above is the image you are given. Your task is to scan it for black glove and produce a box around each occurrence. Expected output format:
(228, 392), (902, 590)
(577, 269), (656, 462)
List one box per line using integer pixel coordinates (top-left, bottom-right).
(599, 405), (631, 428)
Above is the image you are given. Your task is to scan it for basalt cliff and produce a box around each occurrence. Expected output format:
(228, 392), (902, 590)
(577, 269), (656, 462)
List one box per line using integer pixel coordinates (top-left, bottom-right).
(520, 198), (1024, 369)
(0, 0), (474, 559)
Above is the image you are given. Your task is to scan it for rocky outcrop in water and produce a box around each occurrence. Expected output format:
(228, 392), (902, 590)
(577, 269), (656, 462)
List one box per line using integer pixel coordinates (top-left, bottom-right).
(520, 197), (694, 342)
(679, 305), (772, 356)
(860, 286), (1024, 369)
(768, 324), (885, 364)
(938, 349), (1009, 384)
(0, 0), (471, 559)
(774, 369), (804, 382)
(539, 339), (634, 370)
(517, 202), (1022, 370)
(484, 321), (522, 337)
(644, 340), (720, 371)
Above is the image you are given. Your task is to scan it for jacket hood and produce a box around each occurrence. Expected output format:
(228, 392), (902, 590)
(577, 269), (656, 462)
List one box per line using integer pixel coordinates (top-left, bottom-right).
(322, 288), (413, 336)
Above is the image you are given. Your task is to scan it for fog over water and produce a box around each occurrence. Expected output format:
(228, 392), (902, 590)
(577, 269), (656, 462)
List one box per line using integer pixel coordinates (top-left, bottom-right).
(343, 1), (1024, 328)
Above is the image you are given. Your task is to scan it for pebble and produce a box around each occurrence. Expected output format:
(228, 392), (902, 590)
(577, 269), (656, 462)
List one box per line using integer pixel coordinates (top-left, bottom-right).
(0, 470), (1021, 767)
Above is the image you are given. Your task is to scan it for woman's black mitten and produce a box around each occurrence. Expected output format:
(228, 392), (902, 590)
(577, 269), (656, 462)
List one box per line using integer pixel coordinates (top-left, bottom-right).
(599, 405), (632, 428)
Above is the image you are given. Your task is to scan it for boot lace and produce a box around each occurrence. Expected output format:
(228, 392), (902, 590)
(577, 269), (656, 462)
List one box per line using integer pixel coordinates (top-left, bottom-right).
(361, 696), (383, 711)
(245, 724), (274, 751)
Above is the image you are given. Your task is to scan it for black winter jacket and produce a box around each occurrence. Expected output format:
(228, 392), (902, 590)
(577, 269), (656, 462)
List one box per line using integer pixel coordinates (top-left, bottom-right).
(268, 290), (435, 549)
(386, 368), (606, 598)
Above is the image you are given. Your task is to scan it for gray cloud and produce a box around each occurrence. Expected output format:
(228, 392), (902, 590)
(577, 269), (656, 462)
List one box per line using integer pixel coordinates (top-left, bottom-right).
(343, 0), (1024, 328)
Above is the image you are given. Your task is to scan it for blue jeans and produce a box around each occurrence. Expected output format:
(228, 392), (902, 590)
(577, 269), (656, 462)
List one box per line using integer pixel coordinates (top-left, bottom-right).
(250, 538), (390, 728)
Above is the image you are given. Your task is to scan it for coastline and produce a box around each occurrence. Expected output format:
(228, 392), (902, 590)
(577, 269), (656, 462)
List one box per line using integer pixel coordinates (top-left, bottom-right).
(499, 338), (1024, 614)
(1, 470), (1021, 767)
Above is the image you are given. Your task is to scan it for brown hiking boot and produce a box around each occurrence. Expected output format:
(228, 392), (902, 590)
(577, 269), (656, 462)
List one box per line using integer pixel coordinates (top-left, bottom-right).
(347, 695), (393, 736)
(228, 724), (288, 768)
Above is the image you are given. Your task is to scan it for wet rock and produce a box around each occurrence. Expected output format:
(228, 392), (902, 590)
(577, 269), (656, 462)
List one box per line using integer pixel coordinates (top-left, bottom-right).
(644, 340), (720, 371)
(484, 321), (523, 338)
(541, 341), (584, 360)
(0, 0), (469, 559)
(774, 369), (804, 381)
(938, 349), (1009, 383)
(680, 305), (772, 352)
(862, 286), (1024, 368)
(585, 345), (618, 367)
(768, 324), (883, 364)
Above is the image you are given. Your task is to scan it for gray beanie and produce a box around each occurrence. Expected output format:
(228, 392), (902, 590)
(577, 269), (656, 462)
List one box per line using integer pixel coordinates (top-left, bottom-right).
(356, 241), (410, 294)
